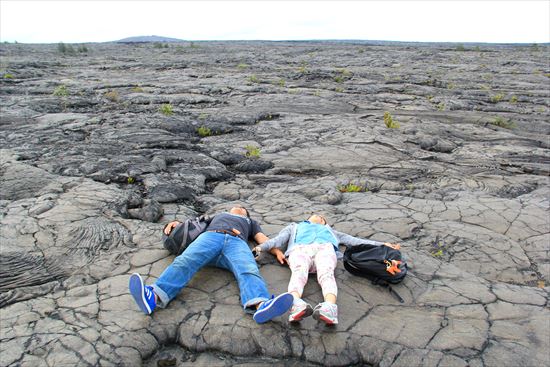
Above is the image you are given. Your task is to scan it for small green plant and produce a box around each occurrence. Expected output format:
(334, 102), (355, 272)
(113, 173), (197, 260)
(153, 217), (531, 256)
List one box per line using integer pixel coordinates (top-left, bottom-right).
(57, 42), (75, 55)
(104, 90), (119, 102)
(334, 75), (344, 83)
(490, 93), (504, 103)
(437, 102), (445, 111)
(153, 42), (164, 49)
(127, 177), (135, 184)
(447, 82), (455, 89)
(455, 44), (466, 51)
(248, 74), (259, 83)
(131, 86), (144, 93)
(432, 249), (444, 257)
(244, 145), (261, 158)
(298, 62), (308, 74)
(77, 45), (88, 53)
(198, 113), (208, 120)
(53, 85), (68, 97)
(159, 103), (173, 116)
(277, 78), (286, 87)
(175, 45), (184, 53)
(509, 95), (518, 103)
(383, 111), (400, 128)
(335, 87), (344, 93)
(337, 183), (365, 193)
(313, 90), (321, 97)
(3, 73), (14, 79)
(336, 68), (351, 78)
(197, 126), (212, 137)
(237, 63), (249, 69)
(490, 116), (516, 129)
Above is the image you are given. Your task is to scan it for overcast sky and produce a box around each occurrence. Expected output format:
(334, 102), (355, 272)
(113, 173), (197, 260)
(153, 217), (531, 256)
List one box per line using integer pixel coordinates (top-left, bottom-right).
(1, 1), (549, 44)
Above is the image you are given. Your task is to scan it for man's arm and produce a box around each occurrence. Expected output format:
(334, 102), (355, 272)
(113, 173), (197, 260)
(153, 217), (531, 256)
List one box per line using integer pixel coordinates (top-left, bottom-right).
(253, 232), (287, 264)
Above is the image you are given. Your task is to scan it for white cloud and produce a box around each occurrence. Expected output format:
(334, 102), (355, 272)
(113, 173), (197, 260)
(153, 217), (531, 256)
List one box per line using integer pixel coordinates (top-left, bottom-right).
(0, 1), (548, 43)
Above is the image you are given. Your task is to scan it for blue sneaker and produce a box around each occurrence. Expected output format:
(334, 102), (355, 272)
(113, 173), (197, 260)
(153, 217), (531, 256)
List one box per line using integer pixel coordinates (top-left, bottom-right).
(129, 273), (156, 315)
(253, 292), (293, 324)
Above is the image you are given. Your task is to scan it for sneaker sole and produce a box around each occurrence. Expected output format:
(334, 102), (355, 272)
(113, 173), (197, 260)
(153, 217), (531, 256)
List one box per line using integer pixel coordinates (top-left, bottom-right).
(289, 305), (314, 322)
(313, 310), (338, 325)
(319, 315), (338, 325)
(253, 293), (293, 324)
(129, 273), (152, 315)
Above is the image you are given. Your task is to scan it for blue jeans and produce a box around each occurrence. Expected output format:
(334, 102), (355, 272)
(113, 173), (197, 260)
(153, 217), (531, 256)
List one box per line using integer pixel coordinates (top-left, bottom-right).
(152, 231), (270, 312)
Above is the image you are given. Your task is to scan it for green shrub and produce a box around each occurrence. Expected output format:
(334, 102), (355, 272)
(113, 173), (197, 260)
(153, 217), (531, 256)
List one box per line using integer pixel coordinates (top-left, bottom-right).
(159, 103), (173, 116)
(509, 95), (518, 103)
(104, 90), (119, 102)
(490, 94), (504, 103)
(53, 85), (68, 97)
(455, 44), (466, 51)
(197, 126), (212, 137)
(334, 76), (344, 83)
(127, 177), (135, 184)
(337, 183), (365, 193)
(245, 145), (260, 158)
(57, 42), (75, 55)
(77, 45), (88, 53)
(3, 73), (14, 79)
(383, 111), (400, 128)
(490, 116), (516, 129)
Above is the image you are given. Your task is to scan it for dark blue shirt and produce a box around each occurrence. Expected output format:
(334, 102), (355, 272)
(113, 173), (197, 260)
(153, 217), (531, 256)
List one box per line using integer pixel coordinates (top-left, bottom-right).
(207, 213), (262, 241)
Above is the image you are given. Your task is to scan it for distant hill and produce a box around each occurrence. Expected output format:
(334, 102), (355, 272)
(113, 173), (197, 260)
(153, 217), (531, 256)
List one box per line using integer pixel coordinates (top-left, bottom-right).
(114, 35), (185, 43)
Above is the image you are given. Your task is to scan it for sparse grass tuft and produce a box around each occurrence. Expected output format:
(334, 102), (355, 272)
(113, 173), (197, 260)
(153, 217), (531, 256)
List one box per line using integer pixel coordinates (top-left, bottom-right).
(509, 95), (518, 103)
(383, 111), (400, 128)
(159, 103), (173, 116)
(245, 145), (261, 158)
(490, 93), (504, 103)
(104, 90), (119, 102)
(131, 86), (144, 93)
(3, 73), (14, 79)
(490, 116), (516, 129)
(248, 74), (259, 83)
(53, 85), (69, 97)
(277, 78), (286, 87)
(127, 177), (135, 184)
(237, 63), (249, 69)
(197, 126), (212, 137)
(337, 183), (366, 193)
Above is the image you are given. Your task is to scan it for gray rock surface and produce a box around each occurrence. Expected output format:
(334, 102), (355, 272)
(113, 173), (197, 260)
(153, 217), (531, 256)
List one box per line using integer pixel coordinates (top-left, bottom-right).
(0, 41), (548, 366)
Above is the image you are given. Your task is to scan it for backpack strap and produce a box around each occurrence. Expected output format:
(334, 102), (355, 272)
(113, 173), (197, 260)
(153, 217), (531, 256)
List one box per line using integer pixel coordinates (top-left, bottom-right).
(372, 278), (405, 303)
(182, 220), (191, 250)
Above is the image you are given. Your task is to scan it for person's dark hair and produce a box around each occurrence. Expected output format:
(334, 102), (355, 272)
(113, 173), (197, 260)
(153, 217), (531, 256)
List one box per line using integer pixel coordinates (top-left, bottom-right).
(234, 205), (251, 218)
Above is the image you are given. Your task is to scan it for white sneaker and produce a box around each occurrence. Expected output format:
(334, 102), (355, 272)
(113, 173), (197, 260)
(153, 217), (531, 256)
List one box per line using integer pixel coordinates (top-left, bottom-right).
(288, 299), (313, 322)
(313, 302), (338, 325)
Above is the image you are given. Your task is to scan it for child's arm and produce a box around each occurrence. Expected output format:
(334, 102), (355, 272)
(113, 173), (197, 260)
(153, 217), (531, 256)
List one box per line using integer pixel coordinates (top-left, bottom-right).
(333, 229), (400, 249)
(256, 224), (292, 252)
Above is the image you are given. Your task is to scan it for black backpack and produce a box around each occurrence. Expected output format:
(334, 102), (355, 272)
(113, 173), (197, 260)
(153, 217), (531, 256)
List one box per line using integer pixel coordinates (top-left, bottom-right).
(343, 243), (408, 303)
(162, 215), (211, 256)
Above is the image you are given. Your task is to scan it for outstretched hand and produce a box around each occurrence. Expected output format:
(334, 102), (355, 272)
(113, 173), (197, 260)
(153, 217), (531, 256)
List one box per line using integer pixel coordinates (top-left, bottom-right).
(275, 251), (288, 265)
(164, 221), (181, 235)
(384, 242), (401, 250)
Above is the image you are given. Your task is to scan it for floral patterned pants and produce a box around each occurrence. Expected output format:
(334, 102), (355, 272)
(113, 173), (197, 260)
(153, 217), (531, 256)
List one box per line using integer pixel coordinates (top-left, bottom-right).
(287, 243), (338, 298)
